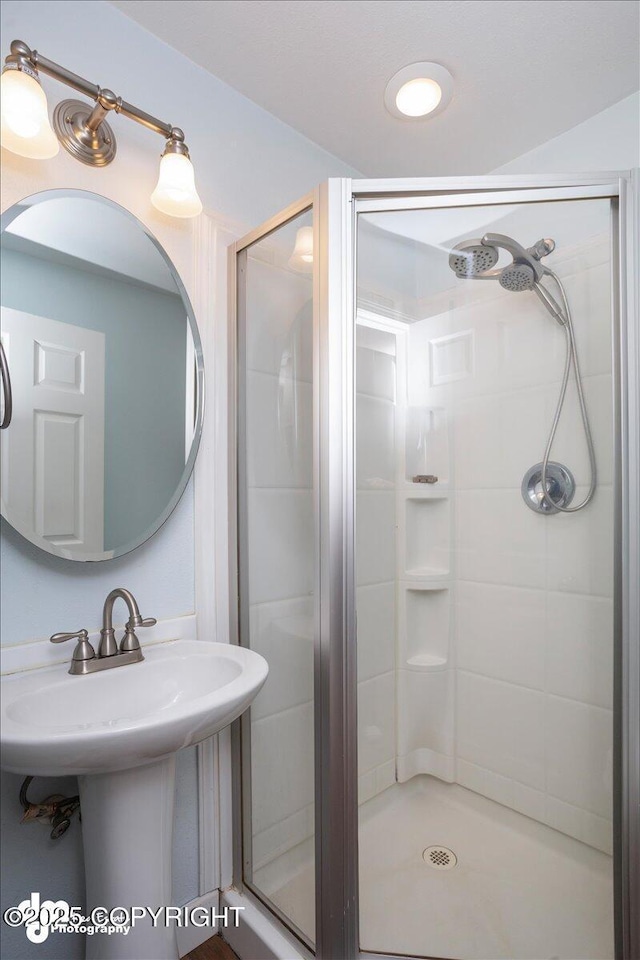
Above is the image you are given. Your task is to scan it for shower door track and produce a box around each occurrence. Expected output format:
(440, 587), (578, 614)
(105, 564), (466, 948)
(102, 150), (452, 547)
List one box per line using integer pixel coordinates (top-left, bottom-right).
(228, 172), (639, 960)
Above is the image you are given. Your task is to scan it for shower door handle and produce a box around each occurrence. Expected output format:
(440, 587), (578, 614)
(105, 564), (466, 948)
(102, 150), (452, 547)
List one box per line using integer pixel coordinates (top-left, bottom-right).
(0, 341), (12, 430)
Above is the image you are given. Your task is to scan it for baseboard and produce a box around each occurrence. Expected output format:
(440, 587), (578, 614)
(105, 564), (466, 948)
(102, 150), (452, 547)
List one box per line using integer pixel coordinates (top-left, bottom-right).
(175, 889), (220, 957)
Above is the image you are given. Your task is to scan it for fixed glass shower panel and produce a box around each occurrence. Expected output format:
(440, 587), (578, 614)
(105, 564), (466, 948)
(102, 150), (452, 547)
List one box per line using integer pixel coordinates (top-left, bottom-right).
(356, 198), (615, 959)
(237, 209), (315, 946)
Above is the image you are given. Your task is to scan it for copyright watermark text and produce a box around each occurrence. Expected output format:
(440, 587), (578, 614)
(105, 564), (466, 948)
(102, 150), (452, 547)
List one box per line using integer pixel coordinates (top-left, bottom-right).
(3, 892), (244, 943)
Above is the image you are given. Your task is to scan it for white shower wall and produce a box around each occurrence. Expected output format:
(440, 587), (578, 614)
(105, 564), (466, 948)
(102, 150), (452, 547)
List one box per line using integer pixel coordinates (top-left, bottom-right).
(406, 235), (614, 854)
(356, 325), (398, 804)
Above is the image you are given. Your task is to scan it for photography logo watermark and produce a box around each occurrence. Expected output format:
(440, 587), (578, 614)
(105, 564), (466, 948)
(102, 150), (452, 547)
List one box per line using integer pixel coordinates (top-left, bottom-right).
(3, 892), (244, 943)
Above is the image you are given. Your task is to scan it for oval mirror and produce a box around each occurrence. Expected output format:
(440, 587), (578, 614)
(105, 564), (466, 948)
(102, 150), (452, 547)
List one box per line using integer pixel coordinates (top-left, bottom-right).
(0, 190), (204, 561)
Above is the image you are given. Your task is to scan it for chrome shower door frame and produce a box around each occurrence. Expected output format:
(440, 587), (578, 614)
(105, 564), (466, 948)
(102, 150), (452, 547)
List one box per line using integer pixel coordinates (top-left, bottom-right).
(229, 172), (639, 960)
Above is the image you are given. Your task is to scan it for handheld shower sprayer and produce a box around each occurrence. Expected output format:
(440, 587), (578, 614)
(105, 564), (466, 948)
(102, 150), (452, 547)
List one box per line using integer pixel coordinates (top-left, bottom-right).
(447, 230), (596, 514)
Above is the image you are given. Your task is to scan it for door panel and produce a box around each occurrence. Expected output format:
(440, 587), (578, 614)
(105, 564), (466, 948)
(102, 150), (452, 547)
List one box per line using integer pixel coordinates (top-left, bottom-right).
(1, 307), (105, 551)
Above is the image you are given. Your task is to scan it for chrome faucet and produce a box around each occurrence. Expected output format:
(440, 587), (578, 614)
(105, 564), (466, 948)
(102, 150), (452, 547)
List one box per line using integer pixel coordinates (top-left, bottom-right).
(98, 588), (156, 657)
(50, 588), (157, 676)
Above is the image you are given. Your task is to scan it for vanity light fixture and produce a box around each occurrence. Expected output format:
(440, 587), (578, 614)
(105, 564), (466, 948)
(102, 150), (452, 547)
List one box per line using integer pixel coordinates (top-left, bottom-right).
(0, 64), (59, 158)
(151, 137), (203, 219)
(384, 62), (454, 120)
(288, 225), (314, 270)
(0, 40), (202, 218)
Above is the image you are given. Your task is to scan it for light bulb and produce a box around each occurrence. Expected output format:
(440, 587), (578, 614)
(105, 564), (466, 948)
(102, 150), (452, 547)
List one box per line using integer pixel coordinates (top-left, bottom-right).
(384, 63), (453, 120)
(395, 78), (442, 117)
(151, 151), (202, 218)
(289, 226), (314, 269)
(1, 68), (59, 158)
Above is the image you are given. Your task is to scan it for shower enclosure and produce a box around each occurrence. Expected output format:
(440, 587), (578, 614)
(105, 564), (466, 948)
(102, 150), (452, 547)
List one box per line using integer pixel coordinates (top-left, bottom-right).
(228, 175), (639, 960)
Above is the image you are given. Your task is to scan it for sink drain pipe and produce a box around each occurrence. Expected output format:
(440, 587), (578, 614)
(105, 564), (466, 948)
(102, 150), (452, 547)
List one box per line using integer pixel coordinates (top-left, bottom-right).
(19, 775), (81, 840)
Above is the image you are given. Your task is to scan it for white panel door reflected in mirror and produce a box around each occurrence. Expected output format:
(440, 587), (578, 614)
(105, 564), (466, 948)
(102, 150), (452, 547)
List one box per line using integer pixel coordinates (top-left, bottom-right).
(0, 190), (204, 561)
(2, 308), (106, 552)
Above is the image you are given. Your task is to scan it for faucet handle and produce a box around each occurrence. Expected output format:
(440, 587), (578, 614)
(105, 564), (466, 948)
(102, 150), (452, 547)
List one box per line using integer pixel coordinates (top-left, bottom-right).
(50, 629), (96, 663)
(120, 616), (156, 654)
(127, 614), (157, 629)
(50, 629), (88, 643)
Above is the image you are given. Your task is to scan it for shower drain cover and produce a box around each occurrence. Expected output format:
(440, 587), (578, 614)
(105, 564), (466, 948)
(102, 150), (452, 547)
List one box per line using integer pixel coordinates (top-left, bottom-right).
(422, 845), (457, 870)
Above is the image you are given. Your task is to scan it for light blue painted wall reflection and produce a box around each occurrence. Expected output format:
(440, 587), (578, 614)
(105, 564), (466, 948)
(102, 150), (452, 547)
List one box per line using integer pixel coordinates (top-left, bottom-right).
(1, 246), (187, 553)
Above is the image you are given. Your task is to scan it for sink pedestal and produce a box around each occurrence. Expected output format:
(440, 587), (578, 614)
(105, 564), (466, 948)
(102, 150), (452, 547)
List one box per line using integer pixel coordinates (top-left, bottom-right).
(80, 757), (178, 960)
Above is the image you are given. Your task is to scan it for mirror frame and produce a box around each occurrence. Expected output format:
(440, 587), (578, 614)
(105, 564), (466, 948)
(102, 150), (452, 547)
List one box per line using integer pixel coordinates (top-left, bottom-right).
(0, 189), (205, 562)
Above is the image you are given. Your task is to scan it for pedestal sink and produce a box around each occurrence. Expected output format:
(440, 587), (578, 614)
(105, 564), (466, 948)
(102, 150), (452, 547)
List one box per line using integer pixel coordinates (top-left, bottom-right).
(1, 640), (268, 960)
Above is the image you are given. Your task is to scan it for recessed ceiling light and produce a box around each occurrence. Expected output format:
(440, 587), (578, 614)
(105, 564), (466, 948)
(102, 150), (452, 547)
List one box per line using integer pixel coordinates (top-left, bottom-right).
(384, 62), (454, 120)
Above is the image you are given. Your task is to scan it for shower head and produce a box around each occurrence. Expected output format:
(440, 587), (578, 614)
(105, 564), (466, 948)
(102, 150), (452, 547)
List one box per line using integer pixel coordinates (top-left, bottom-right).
(449, 232), (553, 285)
(448, 239), (499, 278)
(498, 261), (535, 292)
(482, 233), (546, 283)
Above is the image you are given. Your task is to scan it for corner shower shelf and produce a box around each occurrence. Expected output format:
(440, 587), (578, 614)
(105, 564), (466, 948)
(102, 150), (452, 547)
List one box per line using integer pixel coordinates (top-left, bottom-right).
(406, 653), (448, 671)
(403, 405), (449, 487)
(402, 497), (450, 581)
(399, 578), (450, 591)
(399, 584), (450, 672)
(401, 484), (450, 500)
(403, 568), (450, 582)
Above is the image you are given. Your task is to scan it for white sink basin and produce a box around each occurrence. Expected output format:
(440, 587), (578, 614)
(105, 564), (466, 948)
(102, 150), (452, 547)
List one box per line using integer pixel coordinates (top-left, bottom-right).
(0, 639), (268, 960)
(1, 639), (268, 777)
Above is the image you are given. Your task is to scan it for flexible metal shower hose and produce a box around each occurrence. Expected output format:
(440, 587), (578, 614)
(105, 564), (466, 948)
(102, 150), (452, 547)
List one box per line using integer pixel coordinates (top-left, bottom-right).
(540, 270), (597, 512)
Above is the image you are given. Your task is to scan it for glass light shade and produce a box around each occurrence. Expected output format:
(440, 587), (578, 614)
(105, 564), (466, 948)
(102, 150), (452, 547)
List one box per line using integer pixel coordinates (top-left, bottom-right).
(0, 69), (59, 159)
(395, 77), (442, 117)
(151, 152), (203, 218)
(288, 226), (314, 269)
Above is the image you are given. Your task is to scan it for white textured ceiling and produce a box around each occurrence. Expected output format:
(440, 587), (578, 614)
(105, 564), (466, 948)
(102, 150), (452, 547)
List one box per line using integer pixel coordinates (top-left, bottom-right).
(109, 0), (639, 177)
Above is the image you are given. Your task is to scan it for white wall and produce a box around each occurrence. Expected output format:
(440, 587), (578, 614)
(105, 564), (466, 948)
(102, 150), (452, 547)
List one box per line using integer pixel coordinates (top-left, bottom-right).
(493, 92), (639, 174)
(0, 3), (359, 957)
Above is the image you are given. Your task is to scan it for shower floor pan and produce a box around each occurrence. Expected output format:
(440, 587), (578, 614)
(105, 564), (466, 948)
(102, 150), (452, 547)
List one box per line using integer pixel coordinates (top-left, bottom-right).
(254, 776), (613, 960)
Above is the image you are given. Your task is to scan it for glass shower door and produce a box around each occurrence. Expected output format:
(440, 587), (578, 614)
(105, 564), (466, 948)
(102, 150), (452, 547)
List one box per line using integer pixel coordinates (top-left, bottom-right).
(235, 206), (316, 948)
(355, 192), (617, 959)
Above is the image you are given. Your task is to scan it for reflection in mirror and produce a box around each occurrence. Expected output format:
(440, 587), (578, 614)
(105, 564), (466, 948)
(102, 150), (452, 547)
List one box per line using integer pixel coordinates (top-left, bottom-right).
(0, 191), (204, 561)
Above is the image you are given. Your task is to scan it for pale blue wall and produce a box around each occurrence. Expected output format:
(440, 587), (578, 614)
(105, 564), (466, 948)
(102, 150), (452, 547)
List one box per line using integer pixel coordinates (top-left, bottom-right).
(0, 488), (194, 643)
(1, 245), (187, 554)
